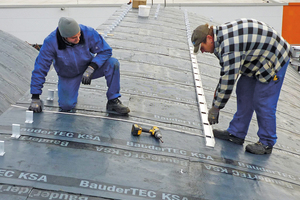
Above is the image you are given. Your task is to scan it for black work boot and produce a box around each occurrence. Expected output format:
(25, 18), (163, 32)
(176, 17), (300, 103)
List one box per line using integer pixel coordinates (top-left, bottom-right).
(245, 142), (273, 155)
(59, 107), (76, 113)
(213, 129), (244, 145)
(106, 98), (130, 115)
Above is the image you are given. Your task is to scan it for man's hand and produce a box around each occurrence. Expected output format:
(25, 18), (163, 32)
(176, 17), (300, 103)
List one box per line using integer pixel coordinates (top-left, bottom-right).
(208, 106), (219, 125)
(28, 99), (43, 113)
(82, 66), (94, 85)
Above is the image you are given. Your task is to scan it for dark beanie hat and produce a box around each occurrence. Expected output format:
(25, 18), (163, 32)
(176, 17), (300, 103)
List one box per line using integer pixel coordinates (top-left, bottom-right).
(58, 17), (80, 38)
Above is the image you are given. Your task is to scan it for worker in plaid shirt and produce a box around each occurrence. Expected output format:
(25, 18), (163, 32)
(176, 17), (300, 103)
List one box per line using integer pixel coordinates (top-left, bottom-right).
(192, 18), (292, 155)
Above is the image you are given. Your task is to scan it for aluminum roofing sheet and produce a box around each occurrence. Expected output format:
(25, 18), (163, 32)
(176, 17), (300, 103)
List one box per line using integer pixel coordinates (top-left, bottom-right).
(0, 4), (299, 200)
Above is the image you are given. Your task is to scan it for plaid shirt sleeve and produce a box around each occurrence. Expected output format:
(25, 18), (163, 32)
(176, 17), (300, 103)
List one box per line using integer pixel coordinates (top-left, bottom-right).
(212, 18), (292, 109)
(213, 52), (242, 109)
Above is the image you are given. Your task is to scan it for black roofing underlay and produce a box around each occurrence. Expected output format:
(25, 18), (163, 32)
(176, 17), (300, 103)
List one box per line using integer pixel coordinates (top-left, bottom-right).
(0, 4), (300, 200)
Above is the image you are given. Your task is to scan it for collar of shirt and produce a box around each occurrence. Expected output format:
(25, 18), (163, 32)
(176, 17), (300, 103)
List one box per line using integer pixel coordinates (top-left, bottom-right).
(213, 26), (220, 57)
(62, 37), (77, 47)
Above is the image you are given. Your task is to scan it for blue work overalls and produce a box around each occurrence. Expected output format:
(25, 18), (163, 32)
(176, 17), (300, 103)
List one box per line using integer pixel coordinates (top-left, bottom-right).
(227, 60), (289, 147)
(31, 25), (121, 111)
(57, 57), (121, 111)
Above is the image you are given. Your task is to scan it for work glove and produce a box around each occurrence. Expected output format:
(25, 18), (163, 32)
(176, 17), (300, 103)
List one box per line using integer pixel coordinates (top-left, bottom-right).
(82, 66), (94, 85)
(28, 99), (43, 113)
(208, 106), (219, 125)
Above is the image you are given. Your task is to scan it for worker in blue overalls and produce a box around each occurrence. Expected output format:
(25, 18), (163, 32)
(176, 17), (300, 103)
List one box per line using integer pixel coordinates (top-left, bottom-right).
(29, 17), (130, 115)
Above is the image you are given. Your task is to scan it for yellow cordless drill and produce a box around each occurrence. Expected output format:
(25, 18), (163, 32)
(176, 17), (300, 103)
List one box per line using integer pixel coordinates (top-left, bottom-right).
(131, 124), (164, 143)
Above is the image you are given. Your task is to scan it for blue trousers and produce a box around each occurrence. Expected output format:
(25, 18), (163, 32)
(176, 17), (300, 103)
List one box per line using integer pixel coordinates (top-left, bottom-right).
(227, 61), (289, 147)
(57, 57), (121, 111)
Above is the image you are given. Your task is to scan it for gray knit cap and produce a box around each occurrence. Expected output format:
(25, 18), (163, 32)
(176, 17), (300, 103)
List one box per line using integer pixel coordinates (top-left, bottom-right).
(58, 17), (80, 38)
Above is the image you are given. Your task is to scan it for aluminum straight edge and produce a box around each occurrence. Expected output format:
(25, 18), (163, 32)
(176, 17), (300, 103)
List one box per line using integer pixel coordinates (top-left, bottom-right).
(183, 10), (215, 148)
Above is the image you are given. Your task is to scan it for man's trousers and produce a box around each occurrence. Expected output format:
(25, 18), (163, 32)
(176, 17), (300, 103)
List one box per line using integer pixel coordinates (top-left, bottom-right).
(227, 61), (289, 146)
(57, 57), (121, 111)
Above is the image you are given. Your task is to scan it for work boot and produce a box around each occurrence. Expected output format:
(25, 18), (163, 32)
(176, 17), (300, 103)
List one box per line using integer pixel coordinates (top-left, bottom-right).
(59, 107), (76, 113)
(245, 142), (273, 155)
(106, 98), (130, 115)
(213, 129), (244, 145)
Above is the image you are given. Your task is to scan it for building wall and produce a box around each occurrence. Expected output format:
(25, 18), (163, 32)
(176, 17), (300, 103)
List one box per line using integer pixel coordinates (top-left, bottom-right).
(0, 5), (118, 44)
(282, 3), (300, 45)
(181, 4), (284, 34)
(0, 4), (285, 44)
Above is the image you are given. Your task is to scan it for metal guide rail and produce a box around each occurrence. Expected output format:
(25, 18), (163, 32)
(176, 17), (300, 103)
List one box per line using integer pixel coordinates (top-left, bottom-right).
(183, 10), (215, 147)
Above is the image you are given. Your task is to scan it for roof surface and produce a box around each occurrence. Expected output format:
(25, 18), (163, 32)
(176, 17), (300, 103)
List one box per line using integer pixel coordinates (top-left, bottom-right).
(0, 4), (300, 200)
(0, 0), (299, 6)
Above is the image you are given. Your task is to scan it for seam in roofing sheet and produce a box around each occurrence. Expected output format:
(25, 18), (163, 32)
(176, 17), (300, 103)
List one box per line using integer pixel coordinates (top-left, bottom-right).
(154, 4), (160, 19)
(184, 10), (215, 148)
(11, 104), (204, 137)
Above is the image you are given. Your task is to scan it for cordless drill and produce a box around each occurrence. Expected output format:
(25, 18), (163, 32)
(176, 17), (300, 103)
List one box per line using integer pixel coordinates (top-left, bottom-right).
(131, 124), (164, 143)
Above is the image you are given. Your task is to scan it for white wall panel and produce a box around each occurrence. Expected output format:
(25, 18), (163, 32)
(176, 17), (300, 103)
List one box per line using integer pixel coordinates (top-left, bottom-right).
(0, 6), (118, 44)
(182, 5), (284, 33)
(0, 4), (284, 44)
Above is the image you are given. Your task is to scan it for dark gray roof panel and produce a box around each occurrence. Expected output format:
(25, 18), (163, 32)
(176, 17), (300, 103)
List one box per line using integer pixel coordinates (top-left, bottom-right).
(0, 30), (38, 114)
(0, 4), (300, 200)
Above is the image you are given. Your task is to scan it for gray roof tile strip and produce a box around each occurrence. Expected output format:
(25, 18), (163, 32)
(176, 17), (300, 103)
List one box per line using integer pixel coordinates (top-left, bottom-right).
(0, 4), (300, 200)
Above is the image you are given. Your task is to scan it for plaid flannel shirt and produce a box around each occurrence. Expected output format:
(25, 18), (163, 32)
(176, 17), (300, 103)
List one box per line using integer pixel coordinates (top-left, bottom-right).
(213, 18), (292, 109)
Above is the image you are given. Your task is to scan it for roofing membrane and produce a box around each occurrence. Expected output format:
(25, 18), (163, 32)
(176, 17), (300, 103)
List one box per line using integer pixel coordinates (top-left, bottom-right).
(0, 0), (294, 6)
(0, 4), (300, 200)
